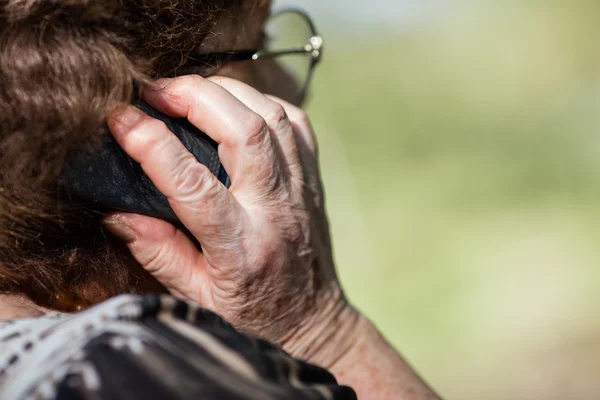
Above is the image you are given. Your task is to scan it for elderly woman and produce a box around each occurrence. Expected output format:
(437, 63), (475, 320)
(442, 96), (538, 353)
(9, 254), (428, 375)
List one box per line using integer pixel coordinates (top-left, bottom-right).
(0, 0), (439, 399)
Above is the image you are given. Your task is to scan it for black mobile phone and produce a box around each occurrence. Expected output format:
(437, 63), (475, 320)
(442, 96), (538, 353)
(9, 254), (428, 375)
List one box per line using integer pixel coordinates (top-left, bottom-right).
(61, 98), (230, 226)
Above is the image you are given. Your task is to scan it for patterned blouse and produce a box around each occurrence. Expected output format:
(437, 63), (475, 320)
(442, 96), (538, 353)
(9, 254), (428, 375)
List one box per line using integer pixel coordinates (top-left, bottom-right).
(0, 295), (356, 400)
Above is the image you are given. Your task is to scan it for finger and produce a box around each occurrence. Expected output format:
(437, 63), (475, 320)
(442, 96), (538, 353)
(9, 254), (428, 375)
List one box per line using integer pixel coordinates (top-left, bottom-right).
(265, 96), (325, 205)
(265, 95), (318, 157)
(108, 105), (245, 259)
(103, 213), (214, 306)
(142, 76), (285, 192)
(206, 76), (303, 185)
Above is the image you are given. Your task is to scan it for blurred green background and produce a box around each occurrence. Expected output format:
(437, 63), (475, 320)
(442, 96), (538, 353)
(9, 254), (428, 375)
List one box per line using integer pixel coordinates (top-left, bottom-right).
(278, 0), (600, 399)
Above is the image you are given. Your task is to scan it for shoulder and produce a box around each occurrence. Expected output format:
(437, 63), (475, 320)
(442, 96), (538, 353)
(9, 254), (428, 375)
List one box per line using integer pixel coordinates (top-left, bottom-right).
(0, 294), (356, 400)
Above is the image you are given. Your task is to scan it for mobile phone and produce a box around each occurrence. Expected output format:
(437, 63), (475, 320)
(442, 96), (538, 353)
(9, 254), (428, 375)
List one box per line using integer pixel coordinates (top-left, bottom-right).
(61, 98), (230, 226)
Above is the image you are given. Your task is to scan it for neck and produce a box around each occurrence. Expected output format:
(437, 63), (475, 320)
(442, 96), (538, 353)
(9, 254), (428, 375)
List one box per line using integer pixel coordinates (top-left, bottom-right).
(0, 294), (47, 321)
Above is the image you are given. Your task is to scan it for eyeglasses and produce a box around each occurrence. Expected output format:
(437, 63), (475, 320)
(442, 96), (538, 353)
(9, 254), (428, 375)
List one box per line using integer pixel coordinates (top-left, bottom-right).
(190, 8), (323, 106)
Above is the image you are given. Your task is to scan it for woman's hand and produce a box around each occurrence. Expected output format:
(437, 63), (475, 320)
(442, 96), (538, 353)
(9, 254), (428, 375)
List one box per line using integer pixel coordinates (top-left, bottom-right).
(105, 75), (442, 400)
(104, 75), (359, 364)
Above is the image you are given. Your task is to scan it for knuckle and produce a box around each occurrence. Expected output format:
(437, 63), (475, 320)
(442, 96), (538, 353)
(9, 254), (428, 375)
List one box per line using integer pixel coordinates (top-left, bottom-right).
(171, 157), (214, 197)
(138, 234), (177, 273)
(143, 118), (170, 134)
(264, 103), (288, 127)
(158, 75), (206, 103)
(280, 103), (309, 126)
(294, 109), (310, 126)
(129, 118), (170, 152)
(171, 74), (205, 90)
(239, 114), (268, 147)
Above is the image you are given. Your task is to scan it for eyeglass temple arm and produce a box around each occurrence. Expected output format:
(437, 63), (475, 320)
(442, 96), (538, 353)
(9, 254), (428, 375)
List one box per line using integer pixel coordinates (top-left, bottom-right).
(188, 49), (258, 63)
(253, 47), (310, 60)
(192, 36), (323, 64)
(254, 35), (323, 61)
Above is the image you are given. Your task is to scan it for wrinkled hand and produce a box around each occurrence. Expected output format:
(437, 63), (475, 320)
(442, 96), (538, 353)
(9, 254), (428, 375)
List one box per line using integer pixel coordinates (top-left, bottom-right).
(105, 76), (359, 362)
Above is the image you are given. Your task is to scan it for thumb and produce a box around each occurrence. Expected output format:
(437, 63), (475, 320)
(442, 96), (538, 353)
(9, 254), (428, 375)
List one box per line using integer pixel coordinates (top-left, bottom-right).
(104, 212), (213, 304)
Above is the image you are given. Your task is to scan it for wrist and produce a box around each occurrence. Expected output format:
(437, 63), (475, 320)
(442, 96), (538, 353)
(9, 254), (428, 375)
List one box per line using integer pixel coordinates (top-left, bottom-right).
(280, 286), (365, 369)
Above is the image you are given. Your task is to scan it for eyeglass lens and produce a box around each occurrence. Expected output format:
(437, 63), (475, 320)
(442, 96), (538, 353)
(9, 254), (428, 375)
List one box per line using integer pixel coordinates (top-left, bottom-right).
(263, 10), (316, 104)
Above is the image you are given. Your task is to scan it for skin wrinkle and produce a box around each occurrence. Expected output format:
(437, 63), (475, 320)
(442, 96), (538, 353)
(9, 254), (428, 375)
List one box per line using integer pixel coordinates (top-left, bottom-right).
(6, 15), (447, 400)
(224, 209), (312, 328)
(0, 0), (266, 309)
(204, 77), (301, 190)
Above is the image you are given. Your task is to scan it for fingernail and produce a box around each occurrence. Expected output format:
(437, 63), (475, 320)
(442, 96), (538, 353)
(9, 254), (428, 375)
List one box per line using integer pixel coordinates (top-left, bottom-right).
(103, 216), (138, 243)
(110, 106), (145, 129)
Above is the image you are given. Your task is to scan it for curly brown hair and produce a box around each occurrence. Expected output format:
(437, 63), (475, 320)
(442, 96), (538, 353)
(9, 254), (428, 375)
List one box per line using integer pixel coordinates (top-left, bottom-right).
(0, 0), (248, 309)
